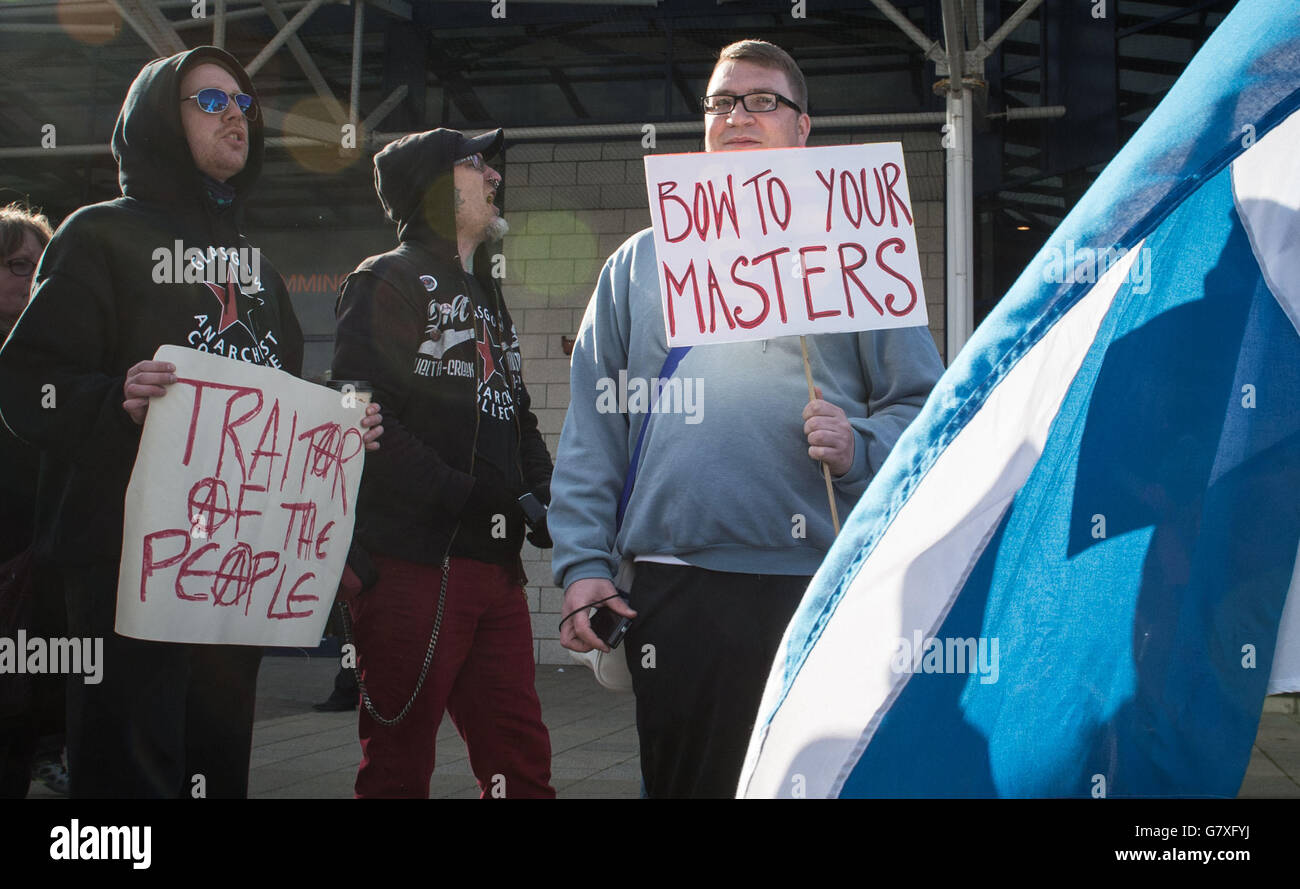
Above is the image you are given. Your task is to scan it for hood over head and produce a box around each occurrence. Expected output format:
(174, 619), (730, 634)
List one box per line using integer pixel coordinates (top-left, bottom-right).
(372, 127), (504, 249)
(111, 46), (264, 208)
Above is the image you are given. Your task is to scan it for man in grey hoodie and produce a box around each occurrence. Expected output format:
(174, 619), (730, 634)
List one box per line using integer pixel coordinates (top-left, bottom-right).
(549, 39), (944, 798)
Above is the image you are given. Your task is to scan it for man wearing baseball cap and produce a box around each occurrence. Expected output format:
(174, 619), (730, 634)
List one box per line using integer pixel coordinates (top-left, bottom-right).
(332, 129), (555, 798)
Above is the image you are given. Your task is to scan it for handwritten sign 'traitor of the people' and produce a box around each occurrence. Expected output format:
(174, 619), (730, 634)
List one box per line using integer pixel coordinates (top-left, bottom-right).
(644, 142), (929, 346)
(116, 345), (367, 646)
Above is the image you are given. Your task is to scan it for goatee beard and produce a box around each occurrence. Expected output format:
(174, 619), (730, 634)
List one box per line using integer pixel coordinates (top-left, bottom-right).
(485, 216), (509, 242)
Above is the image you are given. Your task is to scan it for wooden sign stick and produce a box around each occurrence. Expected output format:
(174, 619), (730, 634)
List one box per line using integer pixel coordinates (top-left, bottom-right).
(800, 335), (841, 535)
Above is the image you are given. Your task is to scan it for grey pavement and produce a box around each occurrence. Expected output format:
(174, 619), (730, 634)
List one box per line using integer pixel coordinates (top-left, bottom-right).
(1239, 702), (1300, 798)
(25, 653), (1300, 798)
(249, 653), (640, 799)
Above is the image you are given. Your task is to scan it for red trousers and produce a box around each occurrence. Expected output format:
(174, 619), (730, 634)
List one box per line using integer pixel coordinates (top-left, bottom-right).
(349, 555), (554, 798)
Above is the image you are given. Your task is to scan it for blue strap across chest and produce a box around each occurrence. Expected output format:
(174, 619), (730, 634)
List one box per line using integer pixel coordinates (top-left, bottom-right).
(616, 345), (690, 531)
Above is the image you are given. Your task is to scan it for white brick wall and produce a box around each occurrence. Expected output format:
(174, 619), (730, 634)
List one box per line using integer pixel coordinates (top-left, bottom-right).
(503, 133), (946, 663)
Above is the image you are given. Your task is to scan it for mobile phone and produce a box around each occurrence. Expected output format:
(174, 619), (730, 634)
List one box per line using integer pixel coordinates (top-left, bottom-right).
(516, 491), (547, 528)
(516, 492), (552, 548)
(589, 600), (632, 649)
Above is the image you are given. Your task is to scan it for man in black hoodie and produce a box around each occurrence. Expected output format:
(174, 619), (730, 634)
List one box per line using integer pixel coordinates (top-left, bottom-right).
(333, 129), (555, 798)
(0, 47), (381, 798)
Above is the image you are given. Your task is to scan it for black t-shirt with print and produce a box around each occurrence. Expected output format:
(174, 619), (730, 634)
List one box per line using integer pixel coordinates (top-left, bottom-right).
(448, 273), (527, 566)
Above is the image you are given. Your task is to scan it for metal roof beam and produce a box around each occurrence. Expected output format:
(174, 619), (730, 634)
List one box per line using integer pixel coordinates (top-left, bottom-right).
(358, 0), (408, 17)
(349, 0), (364, 127)
(361, 84), (407, 130)
(1115, 0), (1226, 39)
(260, 105), (342, 143)
(970, 0), (1042, 64)
(865, 0), (945, 63)
(244, 0), (329, 77)
(108, 0), (188, 56)
(171, 2), (313, 31)
(548, 67), (590, 119)
(261, 0), (348, 122)
(213, 0), (225, 46)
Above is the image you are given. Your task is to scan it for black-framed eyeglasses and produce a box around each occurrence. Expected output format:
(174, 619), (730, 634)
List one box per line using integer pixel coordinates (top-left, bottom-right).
(701, 92), (803, 115)
(4, 258), (35, 278)
(455, 153), (485, 171)
(181, 87), (258, 121)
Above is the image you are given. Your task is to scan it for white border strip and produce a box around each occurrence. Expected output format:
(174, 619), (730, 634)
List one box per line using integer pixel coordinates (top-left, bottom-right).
(1232, 108), (1300, 694)
(1232, 107), (1300, 338)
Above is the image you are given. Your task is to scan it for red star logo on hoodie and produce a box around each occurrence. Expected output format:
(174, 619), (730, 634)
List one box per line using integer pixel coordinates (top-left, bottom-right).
(203, 259), (264, 335)
(476, 326), (498, 381)
(206, 277), (241, 333)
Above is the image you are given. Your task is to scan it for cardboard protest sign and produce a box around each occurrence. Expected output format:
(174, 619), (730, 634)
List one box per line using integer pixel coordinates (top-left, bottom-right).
(644, 142), (928, 346)
(116, 345), (367, 646)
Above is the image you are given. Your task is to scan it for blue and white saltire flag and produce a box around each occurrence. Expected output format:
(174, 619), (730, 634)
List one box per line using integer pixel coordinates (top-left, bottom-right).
(739, 0), (1300, 799)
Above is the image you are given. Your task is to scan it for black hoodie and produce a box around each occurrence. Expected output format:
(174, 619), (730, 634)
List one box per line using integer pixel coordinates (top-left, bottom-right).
(333, 129), (552, 569)
(0, 47), (303, 566)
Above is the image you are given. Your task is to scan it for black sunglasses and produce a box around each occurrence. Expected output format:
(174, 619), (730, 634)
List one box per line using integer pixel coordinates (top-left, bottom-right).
(5, 258), (35, 278)
(182, 87), (258, 121)
(701, 91), (803, 115)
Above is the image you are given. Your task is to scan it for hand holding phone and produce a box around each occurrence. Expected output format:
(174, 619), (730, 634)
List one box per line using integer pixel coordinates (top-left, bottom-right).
(588, 597), (632, 649)
(559, 578), (638, 653)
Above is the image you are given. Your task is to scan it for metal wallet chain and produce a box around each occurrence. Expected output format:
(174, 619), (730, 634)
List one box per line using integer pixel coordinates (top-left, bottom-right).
(339, 274), (485, 727)
(339, 554), (450, 727)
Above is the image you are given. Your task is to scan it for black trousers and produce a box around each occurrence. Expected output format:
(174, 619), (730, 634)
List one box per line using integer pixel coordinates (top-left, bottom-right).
(61, 561), (262, 799)
(0, 714), (36, 798)
(623, 563), (809, 799)
(0, 560), (65, 798)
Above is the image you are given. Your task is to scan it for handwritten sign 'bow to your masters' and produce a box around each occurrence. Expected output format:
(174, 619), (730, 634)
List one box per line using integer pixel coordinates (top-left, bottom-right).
(116, 345), (368, 646)
(644, 142), (928, 346)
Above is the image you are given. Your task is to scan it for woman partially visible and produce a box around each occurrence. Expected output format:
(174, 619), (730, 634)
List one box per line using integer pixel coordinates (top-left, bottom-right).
(0, 201), (67, 797)
(0, 200), (52, 562)
(0, 202), (51, 359)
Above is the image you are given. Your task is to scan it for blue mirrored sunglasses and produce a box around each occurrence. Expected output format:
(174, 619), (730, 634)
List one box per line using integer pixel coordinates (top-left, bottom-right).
(455, 153), (485, 171)
(182, 87), (258, 120)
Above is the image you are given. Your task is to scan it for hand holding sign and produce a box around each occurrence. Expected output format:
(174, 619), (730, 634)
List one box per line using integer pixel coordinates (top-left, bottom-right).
(122, 359), (178, 425)
(360, 402), (384, 451)
(116, 345), (370, 646)
(803, 386), (854, 477)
